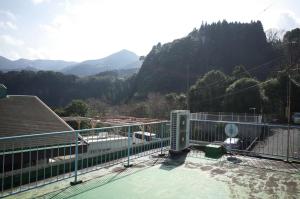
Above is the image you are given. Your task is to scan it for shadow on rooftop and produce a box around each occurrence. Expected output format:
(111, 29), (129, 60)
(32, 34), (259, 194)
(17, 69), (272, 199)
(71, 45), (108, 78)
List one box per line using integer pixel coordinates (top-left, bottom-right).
(159, 151), (188, 171)
(36, 158), (164, 199)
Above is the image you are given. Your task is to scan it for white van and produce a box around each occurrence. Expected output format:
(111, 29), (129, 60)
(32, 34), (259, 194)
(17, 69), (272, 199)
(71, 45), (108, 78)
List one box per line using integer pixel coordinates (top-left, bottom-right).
(84, 132), (128, 155)
(223, 138), (241, 151)
(132, 131), (157, 144)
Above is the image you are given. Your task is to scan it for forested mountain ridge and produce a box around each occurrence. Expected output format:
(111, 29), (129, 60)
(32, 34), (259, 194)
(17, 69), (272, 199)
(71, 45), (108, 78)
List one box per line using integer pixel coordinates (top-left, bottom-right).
(0, 70), (136, 107)
(135, 21), (278, 95)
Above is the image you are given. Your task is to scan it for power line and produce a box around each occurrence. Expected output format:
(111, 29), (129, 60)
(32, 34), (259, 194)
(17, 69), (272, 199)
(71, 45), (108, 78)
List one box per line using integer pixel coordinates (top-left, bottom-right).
(193, 79), (273, 106)
(289, 75), (300, 87)
(194, 56), (282, 90)
(255, 1), (277, 18)
(190, 66), (294, 107)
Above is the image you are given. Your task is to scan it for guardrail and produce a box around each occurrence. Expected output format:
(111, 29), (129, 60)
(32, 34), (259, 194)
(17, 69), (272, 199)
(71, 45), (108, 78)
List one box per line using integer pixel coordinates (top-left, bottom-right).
(0, 121), (169, 198)
(190, 119), (300, 161)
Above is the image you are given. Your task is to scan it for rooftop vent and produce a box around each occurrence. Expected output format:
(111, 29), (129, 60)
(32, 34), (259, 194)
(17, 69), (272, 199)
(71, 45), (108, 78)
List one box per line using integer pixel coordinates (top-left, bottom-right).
(0, 84), (7, 99)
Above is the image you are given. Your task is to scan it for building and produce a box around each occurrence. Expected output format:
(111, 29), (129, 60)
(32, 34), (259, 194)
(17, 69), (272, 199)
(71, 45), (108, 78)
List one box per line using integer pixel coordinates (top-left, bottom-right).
(0, 91), (87, 172)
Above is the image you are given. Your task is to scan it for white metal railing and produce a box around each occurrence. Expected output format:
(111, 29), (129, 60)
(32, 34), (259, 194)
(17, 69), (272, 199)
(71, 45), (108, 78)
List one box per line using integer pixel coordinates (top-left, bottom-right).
(190, 112), (262, 123)
(190, 119), (300, 161)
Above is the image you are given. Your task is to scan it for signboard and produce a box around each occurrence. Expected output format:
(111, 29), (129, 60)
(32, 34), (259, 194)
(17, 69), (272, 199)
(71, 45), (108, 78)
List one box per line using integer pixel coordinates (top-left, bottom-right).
(225, 123), (238, 138)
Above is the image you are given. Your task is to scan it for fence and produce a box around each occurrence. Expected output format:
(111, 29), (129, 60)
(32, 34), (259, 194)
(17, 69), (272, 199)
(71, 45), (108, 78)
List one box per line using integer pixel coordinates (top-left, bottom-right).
(2, 115), (299, 197)
(0, 121), (169, 198)
(190, 112), (262, 123)
(190, 119), (300, 161)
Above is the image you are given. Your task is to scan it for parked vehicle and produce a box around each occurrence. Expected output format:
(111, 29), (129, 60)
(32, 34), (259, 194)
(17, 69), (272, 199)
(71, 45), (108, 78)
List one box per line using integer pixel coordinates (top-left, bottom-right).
(132, 131), (157, 144)
(292, 112), (300, 124)
(223, 138), (241, 151)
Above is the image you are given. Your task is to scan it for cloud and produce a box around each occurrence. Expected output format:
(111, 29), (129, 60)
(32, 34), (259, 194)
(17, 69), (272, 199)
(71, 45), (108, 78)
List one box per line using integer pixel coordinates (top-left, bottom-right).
(0, 21), (17, 30)
(26, 47), (48, 59)
(0, 34), (24, 46)
(276, 11), (300, 30)
(0, 34), (24, 60)
(32, 0), (51, 5)
(0, 10), (17, 30)
(0, 10), (16, 20)
(0, 34), (49, 60)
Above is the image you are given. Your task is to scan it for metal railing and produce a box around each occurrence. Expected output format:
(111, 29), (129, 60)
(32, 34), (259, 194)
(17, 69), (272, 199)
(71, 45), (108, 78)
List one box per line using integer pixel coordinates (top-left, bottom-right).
(0, 121), (169, 197)
(190, 112), (262, 123)
(190, 119), (300, 161)
(2, 114), (299, 198)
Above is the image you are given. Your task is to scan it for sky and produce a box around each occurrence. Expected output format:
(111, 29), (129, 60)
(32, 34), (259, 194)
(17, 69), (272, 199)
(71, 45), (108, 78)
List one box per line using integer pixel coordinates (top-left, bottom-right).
(0, 0), (299, 62)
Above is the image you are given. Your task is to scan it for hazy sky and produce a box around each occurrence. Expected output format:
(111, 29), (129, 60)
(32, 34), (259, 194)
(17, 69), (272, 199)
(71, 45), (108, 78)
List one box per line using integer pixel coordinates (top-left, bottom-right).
(0, 0), (299, 61)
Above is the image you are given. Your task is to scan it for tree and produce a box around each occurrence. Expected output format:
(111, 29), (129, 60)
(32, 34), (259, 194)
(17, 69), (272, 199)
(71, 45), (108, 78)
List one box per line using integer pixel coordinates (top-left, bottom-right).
(283, 28), (300, 64)
(165, 93), (187, 115)
(262, 78), (283, 114)
(54, 108), (66, 117)
(223, 78), (265, 113)
(85, 98), (108, 117)
(266, 28), (284, 48)
(146, 93), (167, 119)
(64, 100), (88, 116)
(136, 21), (276, 95)
(189, 70), (229, 112)
(231, 65), (251, 80)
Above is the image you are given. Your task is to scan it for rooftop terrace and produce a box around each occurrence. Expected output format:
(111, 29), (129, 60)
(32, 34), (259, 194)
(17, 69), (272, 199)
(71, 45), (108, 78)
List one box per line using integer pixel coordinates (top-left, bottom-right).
(1, 113), (300, 198)
(10, 150), (300, 199)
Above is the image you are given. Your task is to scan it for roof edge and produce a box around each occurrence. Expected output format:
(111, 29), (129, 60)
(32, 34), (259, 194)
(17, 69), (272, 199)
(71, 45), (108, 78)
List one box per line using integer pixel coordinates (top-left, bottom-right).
(34, 96), (74, 131)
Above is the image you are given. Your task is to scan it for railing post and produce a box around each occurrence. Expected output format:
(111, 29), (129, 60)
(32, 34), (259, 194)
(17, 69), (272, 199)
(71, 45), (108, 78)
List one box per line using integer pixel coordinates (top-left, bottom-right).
(159, 123), (164, 156)
(286, 125), (290, 162)
(71, 131), (82, 185)
(125, 126), (132, 167)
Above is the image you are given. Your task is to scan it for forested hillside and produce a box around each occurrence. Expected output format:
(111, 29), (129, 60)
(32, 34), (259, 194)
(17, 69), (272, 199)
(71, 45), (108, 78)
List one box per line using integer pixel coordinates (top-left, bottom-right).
(136, 21), (278, 95)
(0, 70), (135, 107)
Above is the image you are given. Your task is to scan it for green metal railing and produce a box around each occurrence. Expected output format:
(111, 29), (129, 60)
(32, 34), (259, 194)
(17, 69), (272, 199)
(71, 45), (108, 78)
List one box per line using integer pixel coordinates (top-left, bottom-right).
(0, 121), (170, 198)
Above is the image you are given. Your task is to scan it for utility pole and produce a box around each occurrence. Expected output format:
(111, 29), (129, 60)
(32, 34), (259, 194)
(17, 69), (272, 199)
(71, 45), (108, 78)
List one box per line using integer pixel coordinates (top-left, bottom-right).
(249, 107), (256, 122)
(186, 64), (190, 110)
(286, 41), (294, 162)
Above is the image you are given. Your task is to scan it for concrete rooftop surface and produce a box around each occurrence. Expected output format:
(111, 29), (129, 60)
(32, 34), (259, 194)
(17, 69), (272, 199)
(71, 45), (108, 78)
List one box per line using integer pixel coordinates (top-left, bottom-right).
(9, 150), (300, 199)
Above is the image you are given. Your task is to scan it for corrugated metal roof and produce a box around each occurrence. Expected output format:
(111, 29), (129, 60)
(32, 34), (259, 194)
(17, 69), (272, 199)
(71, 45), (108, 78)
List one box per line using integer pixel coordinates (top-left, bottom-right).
(0, 95), (76, 150)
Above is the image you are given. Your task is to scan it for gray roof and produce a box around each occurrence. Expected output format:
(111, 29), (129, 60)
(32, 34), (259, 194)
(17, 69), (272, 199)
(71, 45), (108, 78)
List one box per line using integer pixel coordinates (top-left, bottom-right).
(0, 95), (75, 150)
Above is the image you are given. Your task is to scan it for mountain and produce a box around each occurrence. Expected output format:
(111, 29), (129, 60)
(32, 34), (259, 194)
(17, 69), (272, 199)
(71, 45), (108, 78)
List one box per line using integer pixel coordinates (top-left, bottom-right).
(0, 56), (13, 68)
(62, 49), (142, 76)
(135, 21), (277, 95)
(13, 59), (77, 71)
(0, 49), (141, 75)
(0, 56), (77, 71)
(94, 68), (139, 79)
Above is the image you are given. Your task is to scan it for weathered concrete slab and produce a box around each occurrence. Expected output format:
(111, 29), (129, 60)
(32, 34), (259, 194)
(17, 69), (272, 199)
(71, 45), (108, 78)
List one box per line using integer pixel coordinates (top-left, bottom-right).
(10, 151), (300, 199)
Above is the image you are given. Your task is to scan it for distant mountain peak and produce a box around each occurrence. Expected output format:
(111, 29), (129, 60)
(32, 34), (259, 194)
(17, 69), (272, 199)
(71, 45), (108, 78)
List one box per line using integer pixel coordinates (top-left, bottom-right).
(62, 49), (142, 77)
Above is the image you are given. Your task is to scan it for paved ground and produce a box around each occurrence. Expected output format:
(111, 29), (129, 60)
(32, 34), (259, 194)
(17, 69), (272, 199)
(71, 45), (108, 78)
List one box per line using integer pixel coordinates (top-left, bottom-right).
(10, 150), (300, 199)
(252, 127), (300, 160)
